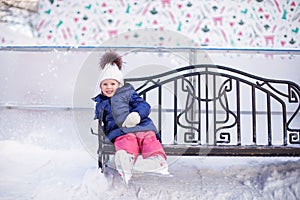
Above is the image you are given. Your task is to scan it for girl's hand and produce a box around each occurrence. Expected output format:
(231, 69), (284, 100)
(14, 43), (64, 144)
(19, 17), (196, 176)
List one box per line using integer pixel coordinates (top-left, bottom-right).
(122, 112), (141, 128)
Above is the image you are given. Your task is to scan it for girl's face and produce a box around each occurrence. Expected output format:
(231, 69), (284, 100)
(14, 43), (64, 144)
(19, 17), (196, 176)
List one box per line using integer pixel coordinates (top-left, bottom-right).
(100, 79), (120, 97)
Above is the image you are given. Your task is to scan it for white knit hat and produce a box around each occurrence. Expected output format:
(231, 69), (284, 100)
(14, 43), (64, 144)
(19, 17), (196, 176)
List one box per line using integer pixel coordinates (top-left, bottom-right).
(98, 63), (124, 86)
(94, 51), (124, 95)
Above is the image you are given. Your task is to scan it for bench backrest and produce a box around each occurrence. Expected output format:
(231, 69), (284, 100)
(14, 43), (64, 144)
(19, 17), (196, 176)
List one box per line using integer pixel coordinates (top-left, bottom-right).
(125, 65), (300, 147)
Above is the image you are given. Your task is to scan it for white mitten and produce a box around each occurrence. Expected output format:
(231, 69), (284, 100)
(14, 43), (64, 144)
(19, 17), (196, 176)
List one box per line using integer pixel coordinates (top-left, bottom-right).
(122, 112), (141, 128)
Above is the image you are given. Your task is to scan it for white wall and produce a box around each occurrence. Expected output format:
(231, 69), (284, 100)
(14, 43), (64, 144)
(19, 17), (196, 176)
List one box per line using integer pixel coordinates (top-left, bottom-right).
(1, 49), (299, 107)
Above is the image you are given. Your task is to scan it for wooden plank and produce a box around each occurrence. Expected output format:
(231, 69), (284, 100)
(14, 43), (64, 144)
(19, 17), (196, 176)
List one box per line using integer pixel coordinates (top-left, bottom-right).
(102, 144), (300, 157)
(163, 145), (300, 156)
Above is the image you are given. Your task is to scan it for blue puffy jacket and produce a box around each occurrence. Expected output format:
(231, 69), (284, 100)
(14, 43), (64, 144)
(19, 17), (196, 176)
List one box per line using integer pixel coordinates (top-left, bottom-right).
(93, 83), (160, 143)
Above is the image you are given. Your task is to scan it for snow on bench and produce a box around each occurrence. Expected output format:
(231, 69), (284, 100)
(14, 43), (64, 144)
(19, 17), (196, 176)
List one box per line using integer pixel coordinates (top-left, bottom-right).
(93, 65), (300, 169)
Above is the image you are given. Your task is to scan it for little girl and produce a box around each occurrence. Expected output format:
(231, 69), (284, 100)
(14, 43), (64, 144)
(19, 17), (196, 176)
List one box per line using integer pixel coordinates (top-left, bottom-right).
(93, 51), (168, 184)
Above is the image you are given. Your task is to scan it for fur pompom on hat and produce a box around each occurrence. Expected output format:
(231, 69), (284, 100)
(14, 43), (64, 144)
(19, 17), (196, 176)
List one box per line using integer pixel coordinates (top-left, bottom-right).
(98, 51), (124, 86)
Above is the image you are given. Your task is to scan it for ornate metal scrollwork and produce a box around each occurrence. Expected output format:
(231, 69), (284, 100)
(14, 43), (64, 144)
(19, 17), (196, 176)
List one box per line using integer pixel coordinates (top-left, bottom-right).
(215, 78), (238, 145)
(184, 132), (196, 143)
(177, 77), (200, 141)
(256, 81), (299, 104)
(216, 78), (237, 125)
(289, 85), (299, 103)
(217, 132), (231, 143)
(126, 64), (300, 148)
(289, 132), (300, 144)
(135, 79), (161, 94)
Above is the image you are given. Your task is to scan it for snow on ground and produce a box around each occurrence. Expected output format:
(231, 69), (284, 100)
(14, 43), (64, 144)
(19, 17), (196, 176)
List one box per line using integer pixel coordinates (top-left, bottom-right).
(0, 110), (300, 200)
(0, 139), (299, 200)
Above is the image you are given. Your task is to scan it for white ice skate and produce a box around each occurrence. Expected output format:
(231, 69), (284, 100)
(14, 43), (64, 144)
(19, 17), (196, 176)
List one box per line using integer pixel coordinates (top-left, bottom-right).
(133, 154), (169, 175)
(114, 150), (135, 184)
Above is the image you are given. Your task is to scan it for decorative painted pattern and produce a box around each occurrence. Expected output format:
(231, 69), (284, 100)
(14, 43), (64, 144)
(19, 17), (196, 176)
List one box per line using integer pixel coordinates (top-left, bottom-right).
(0, 0), (299, 48)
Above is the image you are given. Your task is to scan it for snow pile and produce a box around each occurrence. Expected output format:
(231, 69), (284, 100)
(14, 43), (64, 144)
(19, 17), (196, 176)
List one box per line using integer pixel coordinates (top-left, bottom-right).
(0, 109), (299, 200)
(0, 139), (299, 200)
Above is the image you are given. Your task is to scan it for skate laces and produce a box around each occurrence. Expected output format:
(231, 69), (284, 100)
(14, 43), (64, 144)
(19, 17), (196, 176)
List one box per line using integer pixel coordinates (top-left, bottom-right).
(148, 155), (167, 167)
(133, 154), (169, 175)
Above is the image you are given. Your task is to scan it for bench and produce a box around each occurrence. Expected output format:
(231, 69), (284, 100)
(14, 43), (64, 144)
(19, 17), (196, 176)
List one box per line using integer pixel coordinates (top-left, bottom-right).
(92, 64), (300, 170)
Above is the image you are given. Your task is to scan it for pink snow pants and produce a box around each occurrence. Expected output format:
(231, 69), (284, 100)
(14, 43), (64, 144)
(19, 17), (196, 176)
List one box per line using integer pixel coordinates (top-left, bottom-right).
(114, 130), (167, 161)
